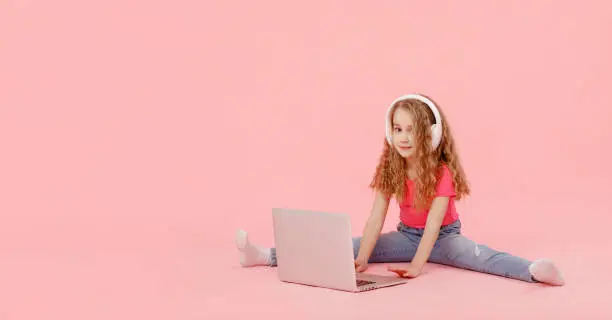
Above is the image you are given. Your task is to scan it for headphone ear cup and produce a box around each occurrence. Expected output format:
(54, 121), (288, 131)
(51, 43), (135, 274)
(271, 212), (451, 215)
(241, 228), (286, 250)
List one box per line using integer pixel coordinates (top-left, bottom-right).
(386, 120), (393, 145)
(431, 124), (441, 149)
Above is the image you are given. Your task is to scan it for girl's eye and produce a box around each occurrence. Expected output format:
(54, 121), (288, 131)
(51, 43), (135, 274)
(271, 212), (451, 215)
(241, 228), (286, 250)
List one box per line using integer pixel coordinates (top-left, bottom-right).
(394, 128), (401, 132)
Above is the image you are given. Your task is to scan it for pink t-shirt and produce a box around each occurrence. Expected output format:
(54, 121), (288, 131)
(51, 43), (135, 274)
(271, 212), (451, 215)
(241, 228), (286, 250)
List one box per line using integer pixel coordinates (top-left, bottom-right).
(399, 165), (458, 229)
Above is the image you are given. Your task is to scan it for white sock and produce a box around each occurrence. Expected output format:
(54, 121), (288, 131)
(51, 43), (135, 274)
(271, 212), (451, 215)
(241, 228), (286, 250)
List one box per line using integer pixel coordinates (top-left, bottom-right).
(529, 259), (565, 286)
(235, 229), (272, 267)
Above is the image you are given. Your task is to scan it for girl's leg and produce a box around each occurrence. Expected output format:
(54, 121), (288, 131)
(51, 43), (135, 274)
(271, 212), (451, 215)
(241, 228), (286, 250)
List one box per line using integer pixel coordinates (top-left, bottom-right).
(429, 232), (535, 282)
(428, 223), (564, 285)
(352, 229), (419, 264)
(270, 230), (418, 266)
(236, 226), (420, 267)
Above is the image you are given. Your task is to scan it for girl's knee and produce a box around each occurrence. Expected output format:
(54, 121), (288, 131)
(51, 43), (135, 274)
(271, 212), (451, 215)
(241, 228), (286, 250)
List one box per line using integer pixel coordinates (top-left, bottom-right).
(436, 235), (482, 262)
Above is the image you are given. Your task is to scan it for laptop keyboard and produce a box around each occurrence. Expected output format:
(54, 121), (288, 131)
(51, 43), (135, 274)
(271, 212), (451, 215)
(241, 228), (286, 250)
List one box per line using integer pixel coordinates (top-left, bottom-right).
(356, 279), (376, 287)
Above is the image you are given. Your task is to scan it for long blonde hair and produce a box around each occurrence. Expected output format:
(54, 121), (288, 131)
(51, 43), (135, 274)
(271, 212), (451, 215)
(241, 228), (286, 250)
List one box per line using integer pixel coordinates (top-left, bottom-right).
(369, 94), (470, 210)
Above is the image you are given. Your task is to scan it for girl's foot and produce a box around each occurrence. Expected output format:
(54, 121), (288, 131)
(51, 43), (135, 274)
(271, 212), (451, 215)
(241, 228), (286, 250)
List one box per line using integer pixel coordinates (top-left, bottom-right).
(235, 229), (272, 267)
(529, 259), (565, 286)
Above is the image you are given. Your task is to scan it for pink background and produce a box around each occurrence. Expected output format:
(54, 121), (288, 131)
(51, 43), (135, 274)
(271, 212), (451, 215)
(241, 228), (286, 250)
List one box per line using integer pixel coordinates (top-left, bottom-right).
(1, 0), (611, 318)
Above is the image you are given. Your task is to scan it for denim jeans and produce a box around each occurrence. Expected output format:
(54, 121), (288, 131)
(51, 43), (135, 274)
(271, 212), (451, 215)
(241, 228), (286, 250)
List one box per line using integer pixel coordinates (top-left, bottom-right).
(269, 220), (536, 283)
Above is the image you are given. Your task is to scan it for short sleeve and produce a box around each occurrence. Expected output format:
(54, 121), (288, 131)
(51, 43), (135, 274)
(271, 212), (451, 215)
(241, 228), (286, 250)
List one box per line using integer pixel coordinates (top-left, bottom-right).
(435, 165), (457, 197)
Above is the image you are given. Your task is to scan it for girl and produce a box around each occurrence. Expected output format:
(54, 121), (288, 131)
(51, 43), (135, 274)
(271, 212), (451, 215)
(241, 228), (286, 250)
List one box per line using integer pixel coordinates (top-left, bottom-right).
(235, 93), (565, 286)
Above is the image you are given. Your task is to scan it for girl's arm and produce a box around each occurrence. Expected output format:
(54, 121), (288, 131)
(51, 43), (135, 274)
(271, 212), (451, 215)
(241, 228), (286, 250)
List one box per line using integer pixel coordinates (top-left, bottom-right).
(410, 196), (450, 271)
(356, 190), (390, 260)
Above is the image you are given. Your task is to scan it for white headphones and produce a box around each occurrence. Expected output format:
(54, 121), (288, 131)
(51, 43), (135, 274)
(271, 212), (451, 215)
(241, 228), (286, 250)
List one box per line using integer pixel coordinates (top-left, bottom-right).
(385, 93), (443, 149)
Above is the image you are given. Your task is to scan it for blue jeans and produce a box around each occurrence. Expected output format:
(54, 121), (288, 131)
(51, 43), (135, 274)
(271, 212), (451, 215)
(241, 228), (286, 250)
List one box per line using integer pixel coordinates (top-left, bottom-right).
(269, 220), (536, 283)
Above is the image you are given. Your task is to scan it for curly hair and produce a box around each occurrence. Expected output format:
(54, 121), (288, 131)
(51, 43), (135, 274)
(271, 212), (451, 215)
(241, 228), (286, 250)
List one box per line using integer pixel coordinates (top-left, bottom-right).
(369, 94), (470, 210)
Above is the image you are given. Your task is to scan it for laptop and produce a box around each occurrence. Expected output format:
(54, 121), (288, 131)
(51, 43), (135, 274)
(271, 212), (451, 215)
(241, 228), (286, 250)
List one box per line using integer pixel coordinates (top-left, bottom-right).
(272, 208), (408, 292)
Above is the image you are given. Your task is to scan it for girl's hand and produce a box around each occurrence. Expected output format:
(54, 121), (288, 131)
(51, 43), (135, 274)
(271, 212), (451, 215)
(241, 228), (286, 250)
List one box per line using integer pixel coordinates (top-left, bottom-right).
(387, 263), (422, 278)
(354, 256), (369, 273)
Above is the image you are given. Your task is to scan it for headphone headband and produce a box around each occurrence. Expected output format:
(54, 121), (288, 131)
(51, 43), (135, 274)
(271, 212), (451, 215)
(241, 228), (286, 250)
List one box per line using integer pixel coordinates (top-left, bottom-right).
(385, 94), (443, 149)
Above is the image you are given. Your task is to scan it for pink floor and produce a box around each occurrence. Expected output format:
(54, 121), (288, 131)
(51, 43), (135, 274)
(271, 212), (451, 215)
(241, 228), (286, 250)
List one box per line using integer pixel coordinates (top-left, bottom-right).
(1, 210), (611, 319)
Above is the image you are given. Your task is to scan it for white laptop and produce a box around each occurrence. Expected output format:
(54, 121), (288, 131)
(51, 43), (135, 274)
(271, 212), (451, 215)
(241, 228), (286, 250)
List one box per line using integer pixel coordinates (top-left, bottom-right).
(272, 208), (408, 292)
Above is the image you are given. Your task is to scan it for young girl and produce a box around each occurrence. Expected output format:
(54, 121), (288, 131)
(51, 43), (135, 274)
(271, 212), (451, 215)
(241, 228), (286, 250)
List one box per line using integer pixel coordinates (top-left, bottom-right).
(235, 93), (565, 286)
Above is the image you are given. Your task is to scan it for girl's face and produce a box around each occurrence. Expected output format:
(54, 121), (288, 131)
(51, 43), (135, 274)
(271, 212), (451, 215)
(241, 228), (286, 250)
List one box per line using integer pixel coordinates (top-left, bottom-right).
(392, 107), (416, 159)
